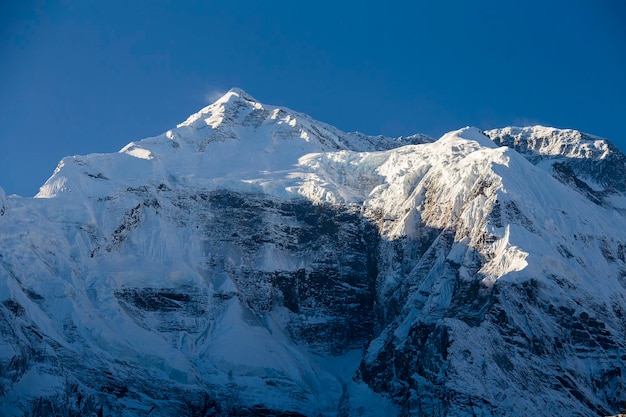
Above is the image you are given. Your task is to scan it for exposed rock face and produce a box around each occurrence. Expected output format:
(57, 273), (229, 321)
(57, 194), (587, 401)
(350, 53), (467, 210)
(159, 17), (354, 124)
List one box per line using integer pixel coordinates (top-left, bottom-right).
(0, 188), (383, 416)
(0, 91), (625, 416)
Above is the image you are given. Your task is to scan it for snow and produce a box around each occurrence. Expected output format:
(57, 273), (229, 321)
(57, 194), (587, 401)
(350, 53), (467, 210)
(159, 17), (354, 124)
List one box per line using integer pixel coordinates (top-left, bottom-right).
(485, 125), (612, 160)
(16, 105), (620, 288)
(438, 126), (498, 149)
(120, 143), (153, 160)
(478, 225), (528, 286)
(33, 88), (433, 203)
(2, 89), (626, 416)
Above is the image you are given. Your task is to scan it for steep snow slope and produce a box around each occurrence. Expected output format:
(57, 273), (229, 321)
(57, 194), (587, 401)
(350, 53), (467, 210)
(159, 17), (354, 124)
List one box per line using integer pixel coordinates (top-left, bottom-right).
(1, 90), (625, 416)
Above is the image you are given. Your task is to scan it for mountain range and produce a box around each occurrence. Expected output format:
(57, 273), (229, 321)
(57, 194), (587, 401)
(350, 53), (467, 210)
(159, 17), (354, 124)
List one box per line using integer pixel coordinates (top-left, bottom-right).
(1, 88), (625, 416)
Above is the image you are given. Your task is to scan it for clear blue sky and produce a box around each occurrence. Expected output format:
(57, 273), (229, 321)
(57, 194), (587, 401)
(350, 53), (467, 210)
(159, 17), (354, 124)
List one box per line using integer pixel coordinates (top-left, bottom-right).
(1, 0), (625, 196)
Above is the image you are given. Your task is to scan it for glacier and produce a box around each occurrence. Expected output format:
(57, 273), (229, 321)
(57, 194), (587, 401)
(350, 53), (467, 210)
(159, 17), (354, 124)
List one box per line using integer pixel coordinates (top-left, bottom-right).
(0, 88), (625, 416)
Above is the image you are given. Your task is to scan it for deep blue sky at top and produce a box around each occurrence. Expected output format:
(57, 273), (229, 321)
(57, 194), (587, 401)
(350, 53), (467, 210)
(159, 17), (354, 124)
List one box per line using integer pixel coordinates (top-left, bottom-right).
(1, 0), (625, 196)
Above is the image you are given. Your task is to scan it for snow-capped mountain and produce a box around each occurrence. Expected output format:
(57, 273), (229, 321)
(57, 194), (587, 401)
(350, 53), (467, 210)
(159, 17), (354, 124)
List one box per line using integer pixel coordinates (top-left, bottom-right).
(1, 89), (624, 416)
(35, 88), (431, 201)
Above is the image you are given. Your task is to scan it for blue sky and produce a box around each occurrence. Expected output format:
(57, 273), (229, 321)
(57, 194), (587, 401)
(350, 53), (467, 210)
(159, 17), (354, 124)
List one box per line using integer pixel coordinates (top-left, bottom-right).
(1, 0), (625, 196)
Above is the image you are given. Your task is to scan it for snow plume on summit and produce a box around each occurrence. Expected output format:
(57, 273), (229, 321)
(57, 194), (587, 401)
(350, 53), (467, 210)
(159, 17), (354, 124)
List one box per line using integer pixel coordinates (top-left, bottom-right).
(1, 90), (625, 416)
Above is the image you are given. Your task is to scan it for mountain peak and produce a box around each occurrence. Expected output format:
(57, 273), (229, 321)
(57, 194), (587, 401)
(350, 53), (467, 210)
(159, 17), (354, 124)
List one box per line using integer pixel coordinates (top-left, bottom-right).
(437, 126), (497, 149)
(177, 87), (261, 129)
(225, 87), (257, 102)
(456, 126), (496, 146)
(35, 90), (433, 199)
(209, 87), (259, 107)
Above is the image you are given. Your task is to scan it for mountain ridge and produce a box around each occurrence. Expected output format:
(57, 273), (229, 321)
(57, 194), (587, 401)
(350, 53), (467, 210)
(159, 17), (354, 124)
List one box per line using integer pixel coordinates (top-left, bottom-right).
(1, 89), (625, 416)
(34, 88), (433, 201)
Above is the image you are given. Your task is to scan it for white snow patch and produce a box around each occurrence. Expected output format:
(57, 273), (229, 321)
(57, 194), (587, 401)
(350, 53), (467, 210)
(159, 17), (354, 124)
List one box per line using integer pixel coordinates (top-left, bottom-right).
(480, 225), (529, 286)
(120, 143), (153, 160)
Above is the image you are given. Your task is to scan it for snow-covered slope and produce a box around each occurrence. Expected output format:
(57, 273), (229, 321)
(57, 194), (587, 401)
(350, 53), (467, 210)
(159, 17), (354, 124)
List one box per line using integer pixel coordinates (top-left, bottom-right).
(1, 90), (625, 416)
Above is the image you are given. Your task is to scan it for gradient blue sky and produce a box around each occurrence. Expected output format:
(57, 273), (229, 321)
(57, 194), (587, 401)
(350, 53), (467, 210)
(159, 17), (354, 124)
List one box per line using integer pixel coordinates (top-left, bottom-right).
(1, 0), (625, 196)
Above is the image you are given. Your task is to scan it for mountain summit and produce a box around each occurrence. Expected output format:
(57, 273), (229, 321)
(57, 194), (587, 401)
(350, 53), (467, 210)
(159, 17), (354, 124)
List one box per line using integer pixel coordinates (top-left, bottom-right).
(1, 90), (625, 416)
(36, 88), (432, 200)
